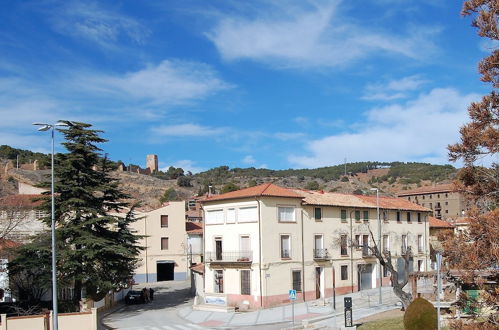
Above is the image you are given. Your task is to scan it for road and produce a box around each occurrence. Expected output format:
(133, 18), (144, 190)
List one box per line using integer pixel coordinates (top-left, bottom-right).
(102, 281), (205, 330)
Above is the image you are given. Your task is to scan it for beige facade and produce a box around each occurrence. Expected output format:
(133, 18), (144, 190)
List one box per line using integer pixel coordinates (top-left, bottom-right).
(397, 184), (465, 221)
(202, 184), (431, 309)
(131, 201), (190, 283)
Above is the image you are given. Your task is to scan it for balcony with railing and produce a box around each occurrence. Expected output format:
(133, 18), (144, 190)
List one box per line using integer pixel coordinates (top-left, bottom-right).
(313, 248), (330, 260)
(362, 246), (375, 258)
(205, 251), (253, 264)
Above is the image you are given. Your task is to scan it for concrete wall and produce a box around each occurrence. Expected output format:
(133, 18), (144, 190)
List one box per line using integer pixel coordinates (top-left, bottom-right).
(0, 308), (97, 330)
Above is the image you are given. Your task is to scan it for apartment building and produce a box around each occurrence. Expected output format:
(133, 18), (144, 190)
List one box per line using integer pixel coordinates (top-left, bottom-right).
(131, 201), (198, 283)
(202, 183), (431, 310)
(0, 194), (48, 242)
(397, 184), (465, 221)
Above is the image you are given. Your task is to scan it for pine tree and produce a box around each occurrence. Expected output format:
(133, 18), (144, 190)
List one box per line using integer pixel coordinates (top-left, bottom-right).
(11, 122), (142, 309)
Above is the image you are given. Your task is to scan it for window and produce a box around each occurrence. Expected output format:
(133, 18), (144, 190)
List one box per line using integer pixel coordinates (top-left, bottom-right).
(340, 210), (347, 222)
(437, 194), (440, 198)
(402, 235), (407, 254)
(292, 270), (302, 292)
(226, 208), (236, 224)
(206, 209), (224, 224)
(445, 210), (448, 214)
(407, 212), (411, 222)
(363, 210), (369, 221)
(362, 235), (369, 256)
(396, 211), (401, 222)
(422, 195), (425, 200)
(445, 201), (448, 206)
(341, 265), (348, 280)
(214, 270), (224, 293)
(383, 265), (389, 277)
(429, 203), (433, 209)
(314, 235), (323, 257)
(382, 210), (388, 222)
(417, 213), (422, 223)
(445, 193), (448, 198)
(240, 270), (251, 295)
(240, 236), (251, 259)
(340, 235), (348, 256)
(161, 237), (169, 250)
(355, 210), (361, 222)
(281, 235), (291, 258)
(160, 215), (168, 228)
(382, 235), (389, 253)
(354, 235), (360, 249)
(418, 235), (423, 253)
(215, 237), (223, 260)
(314, 207), (322, 220)
(417, 260), (423, 272)
(278, 207), (295, 222)
(429, 195), (432, 199)
(239, 206), (257, 222)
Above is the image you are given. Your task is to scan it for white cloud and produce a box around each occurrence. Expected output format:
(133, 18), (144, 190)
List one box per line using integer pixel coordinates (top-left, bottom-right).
(289, 88), (479, 167)
(160, 159), (205, 174)
(206, 1), (439, 68)
(363, 75), (428, 101)
(150, 124), (226, 137)
(50, 1), (150, 48)
(79, 60), (232, 106)
(478, 39), (499, 53)
(242, 155), (256, 164)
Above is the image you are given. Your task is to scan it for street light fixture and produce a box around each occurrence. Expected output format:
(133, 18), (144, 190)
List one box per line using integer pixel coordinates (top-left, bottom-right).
(370, 187), (382, 305)
(33, 121), (72, 330)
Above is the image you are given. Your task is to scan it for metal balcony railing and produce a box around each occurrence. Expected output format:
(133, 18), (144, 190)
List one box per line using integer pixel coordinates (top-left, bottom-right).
(362, 246), (374, 257)
(281, 249), (290, 259)
(205, 251), (252, 263)
(313, 248), (330, 259)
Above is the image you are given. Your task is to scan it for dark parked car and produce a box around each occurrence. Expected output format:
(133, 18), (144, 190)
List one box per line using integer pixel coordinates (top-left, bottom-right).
(125, 290), (144, 304)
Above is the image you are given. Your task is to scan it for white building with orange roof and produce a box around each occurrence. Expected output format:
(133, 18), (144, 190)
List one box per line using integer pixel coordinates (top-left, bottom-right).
(201, 183), (431, 310)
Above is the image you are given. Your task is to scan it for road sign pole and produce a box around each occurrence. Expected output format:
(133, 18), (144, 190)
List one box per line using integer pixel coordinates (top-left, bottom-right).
(292, 299), (294, 326)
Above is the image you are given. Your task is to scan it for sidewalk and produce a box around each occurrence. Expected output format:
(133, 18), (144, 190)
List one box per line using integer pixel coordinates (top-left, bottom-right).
(178, 286), (402, 328)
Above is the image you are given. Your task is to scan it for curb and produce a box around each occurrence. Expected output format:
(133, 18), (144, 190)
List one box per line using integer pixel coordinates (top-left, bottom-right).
(99, 303), (127, 330)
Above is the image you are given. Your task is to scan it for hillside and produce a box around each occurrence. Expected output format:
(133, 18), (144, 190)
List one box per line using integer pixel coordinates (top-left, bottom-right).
(0, 146), (458, 209)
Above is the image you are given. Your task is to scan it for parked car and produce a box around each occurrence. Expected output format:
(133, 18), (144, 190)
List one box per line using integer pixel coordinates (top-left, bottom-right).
(125, 290), (144, 304)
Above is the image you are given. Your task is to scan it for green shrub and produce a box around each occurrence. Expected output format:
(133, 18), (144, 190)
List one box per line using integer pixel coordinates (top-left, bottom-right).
(403, 297), (437, 330)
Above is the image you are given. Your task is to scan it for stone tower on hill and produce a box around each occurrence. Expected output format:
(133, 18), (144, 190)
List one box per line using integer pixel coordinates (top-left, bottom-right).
(146, 154), (158, 173)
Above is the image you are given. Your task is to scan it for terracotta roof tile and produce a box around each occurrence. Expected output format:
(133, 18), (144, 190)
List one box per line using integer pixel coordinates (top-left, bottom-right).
(429, 216), (453, 228)
(190, 263), (204, 274)
(293, 189), (430, 212)
(186, 222), (203, 234)
(0, 238), (21, 250)
(0, 194), (44, 208)
(397, 183), (455, 196)
(203, 183), (302, 202)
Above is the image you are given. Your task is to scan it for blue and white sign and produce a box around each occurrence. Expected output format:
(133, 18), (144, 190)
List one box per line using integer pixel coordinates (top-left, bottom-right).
(289, 289), (297, 300)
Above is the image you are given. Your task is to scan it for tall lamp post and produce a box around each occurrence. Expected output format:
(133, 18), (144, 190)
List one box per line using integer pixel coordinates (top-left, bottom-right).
(33, 121), (71, 330)
(370, 187), (382, 305)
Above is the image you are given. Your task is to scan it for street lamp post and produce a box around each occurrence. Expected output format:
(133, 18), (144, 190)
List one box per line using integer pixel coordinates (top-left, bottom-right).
(370, 188), (382, 305)
(33, 121), (71, 330)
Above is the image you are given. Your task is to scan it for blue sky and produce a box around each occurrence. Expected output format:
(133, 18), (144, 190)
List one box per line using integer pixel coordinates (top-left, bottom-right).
(0, 0), (490, 173)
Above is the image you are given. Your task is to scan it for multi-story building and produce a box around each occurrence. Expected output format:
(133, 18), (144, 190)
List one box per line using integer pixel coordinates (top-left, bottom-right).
(131, 201), (199, 283)
(0, 194), (48, 242)
(397, 184), (465, 221)
(201, 183), (431, 310)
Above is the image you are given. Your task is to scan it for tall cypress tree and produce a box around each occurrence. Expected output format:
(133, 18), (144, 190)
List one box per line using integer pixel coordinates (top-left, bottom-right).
(10, 122), (142, 309)
(52, 122), (141, 306)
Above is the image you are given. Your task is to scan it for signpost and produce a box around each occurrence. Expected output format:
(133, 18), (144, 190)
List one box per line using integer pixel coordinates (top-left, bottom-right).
(344, 297), (353, 327)
(289, 289), (297, 326)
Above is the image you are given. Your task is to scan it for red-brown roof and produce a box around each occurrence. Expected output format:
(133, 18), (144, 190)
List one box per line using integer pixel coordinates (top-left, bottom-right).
(190, 263), (204, 274)
(294, 189), (430, 212)
(186, 222), (203, 234)
(202, 183), (302, 202)
(0, 194), (44, 208)
(397, 183), (455, 197)
(429, 216), (453, 228)
(0, 239), (21, 250)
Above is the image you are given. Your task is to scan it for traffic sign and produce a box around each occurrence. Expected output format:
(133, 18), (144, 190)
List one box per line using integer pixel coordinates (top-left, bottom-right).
(289, 289), (297, 300)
